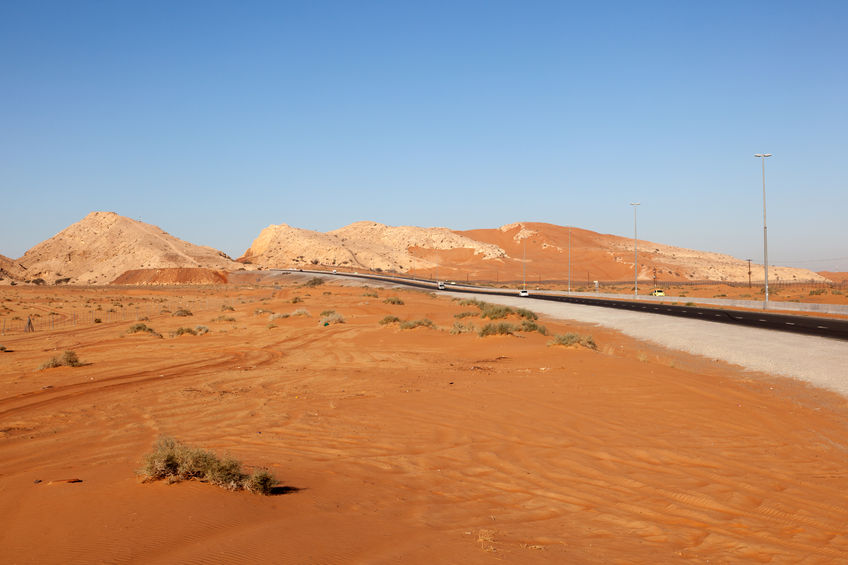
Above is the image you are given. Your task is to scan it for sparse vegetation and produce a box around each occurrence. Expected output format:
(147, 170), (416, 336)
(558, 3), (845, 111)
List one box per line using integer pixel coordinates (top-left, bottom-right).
(127, 323), (162, 338)
(810, 288), (826, 296)
(291, 296), (303, 304)
(269, 313), (289, 321)
(254, 308), (273, 315)
(548, 333), (597, 350)
(39, 350), (83, 370)
(520, 319), (548, 335)
(174, 327), (197, 336)
(291, 308), (311, 317)
(383, 296), (404, 305)
(399, 318), (435, 330)
(213, 315), (236, 322)
(450, 321), (476, 334)
(0, 345), (6, 352)
(454, 311), (477, 319)
(319, 311), (345, 325)
(379, 315), (400, 325)
(195, 325), (209, 335)
(303, 277), (324, 288)
(221, 304), (235, 311)
(362, 291), (379, 298)
(479, 322), (517, 337)
(138, 436), (277, 495)
(173, 308), (193, 317)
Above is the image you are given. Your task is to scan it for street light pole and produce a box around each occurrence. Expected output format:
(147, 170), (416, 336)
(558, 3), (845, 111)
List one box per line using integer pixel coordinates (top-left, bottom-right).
(568, 225), (572, 293)
(630, 202), (640, 297)
(754, 154), (772, 306)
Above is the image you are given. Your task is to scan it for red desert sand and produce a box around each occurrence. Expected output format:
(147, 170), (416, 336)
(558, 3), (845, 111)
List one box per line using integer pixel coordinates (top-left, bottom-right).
(1, 279), (847, 563)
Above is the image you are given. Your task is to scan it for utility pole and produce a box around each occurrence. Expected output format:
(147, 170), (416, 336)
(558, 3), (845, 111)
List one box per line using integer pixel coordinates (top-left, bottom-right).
(754, 154), (772, 307)
(568, 225), (572, 293)
(747, 259), (752, 288)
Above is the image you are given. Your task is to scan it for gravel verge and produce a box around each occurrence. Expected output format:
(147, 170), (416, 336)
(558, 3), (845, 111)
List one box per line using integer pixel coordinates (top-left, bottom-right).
(450, 291), (848, 397)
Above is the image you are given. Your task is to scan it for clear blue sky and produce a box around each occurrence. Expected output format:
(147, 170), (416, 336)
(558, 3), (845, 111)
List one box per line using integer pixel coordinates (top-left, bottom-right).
(2, 1), (846, 270)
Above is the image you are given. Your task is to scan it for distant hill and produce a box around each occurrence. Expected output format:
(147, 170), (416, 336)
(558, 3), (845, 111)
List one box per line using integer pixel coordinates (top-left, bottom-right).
(241, 220), (827, 284)
(0, 254), (25, 283)
(15, 212), (244, 285)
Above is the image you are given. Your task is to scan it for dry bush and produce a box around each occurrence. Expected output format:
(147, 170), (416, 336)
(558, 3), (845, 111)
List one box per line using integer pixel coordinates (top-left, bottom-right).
(399, 318), (434, 330)
(39, 350), (83, 370)
(548, 333), (597, 350)
(379, 315), (400, 325)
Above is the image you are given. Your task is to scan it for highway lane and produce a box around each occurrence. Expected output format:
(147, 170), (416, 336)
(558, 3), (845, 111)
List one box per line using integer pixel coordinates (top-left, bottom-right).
(285, 269), (848, 342)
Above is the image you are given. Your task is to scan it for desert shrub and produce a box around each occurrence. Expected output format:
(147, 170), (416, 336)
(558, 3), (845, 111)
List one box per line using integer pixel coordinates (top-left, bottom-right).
(362, 291), (379, 298)
(291, 296), (303, 304)
(291, 308), (311, 317)
(244, 469), (276, 495)
(269, 312), (289, 321)
(254, 308), (273, 315)
(480, 304), (513, 320)
(221, 304), (235, 311)
(174, 327), (197, 336)
(94, 318), (102, 323)
(195, 325), (209, 335)
(520, 319), (548, 335)
(458, 298), (485, 308)
(454, 311), (478, 319)
(303, 277), (324, 288)
(139, 436), (277, 495)
(450, 321), (476, 334)
(478, 322), (517, 337)
(383, 297), (404, 305)
(809, 288), (826, 296)
(548, 333), (597, 350)
(399, 318), (435, 330)
(379, 315), (400, 325)
(173, 309), (193, 317)
(213, 315), (236, 322)
(0, 345), (6, 352)
(127, 323), (162, 338)
(516, 308), (538, 321)
(319, 311), (345, 325)
(39, 350), (83, 370)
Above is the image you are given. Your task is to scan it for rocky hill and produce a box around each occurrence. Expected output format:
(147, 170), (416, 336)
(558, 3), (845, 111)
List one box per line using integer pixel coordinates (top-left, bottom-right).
(15, 212), (244, 285)
(0, 254), (25, 283)
(239, 221), (505, 272)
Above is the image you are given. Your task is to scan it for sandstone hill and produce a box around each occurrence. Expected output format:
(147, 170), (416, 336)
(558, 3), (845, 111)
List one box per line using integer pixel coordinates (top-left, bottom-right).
(15, 212), (244, 285)
(239, 221), (506, 272)
(242, 220), (827, 285)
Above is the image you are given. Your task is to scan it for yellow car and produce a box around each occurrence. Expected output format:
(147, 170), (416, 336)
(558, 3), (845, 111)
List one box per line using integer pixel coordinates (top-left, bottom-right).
(649, 289), (665, 297)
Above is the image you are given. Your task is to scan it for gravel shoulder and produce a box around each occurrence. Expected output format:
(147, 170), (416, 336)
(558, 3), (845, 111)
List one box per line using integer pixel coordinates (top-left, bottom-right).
(449, 291), (848, 397)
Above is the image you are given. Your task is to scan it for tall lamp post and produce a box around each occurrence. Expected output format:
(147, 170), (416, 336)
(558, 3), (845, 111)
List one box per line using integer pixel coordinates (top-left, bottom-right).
(630, 202), (640, 297)
(568, 225), (572, 293)
(754, 154), (772, 306)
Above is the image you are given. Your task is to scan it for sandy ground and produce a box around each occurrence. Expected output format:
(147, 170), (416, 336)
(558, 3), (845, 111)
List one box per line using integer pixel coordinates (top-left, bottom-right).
(2, 279), (848, 563)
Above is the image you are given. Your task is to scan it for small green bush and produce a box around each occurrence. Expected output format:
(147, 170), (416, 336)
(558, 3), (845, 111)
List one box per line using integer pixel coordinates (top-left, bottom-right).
(173, 309), (193, 317)
(174, 327), (197, 336)
(379, 315), (400, 325)
(548, 333), (597, 350)
(520, 319), (547, 335)
(319, 311), (345, 325)
(454, 311), (477, 319)
(128, 323), (162, 338)
(450, 321), (476, 335)
(516, 308), (538, 321)
(383, 297), (404, 305)
(399, 318), (435, 330)
(39, 350), (83, 370)
(479, 322), (517, 337)
(139, 436), (277, 495)
(480, 304), (513, 320)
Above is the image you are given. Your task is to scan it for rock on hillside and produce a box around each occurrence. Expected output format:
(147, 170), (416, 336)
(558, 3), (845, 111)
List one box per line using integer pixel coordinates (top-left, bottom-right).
(239, 221), (506, 272)
(0, 254), (25, 284)
(17, 212), (245, 285)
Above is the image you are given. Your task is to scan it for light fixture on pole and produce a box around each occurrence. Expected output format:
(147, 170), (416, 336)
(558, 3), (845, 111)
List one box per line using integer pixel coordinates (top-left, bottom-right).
(630, 202), (640, 297)
(754, 154), (772, 306)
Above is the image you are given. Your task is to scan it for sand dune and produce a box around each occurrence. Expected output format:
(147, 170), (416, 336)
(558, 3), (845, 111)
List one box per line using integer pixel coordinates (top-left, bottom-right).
(1, 280), (846, 563)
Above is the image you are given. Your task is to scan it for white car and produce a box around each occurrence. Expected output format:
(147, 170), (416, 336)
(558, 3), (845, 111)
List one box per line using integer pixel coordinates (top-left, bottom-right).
(437, 282), (446, 290)
(519, 289), (529, 297)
